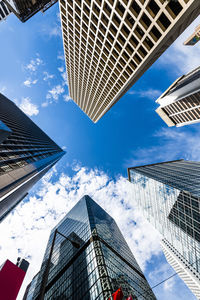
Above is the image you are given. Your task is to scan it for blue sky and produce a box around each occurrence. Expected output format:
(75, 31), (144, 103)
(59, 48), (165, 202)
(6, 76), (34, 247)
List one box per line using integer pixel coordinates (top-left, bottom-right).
(0, 3), (200, 299)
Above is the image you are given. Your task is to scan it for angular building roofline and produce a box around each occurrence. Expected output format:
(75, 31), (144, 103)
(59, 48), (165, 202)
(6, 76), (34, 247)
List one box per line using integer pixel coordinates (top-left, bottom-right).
(2, 0), (58, 22)
(0, 92), (65, 153)
(127, 159), (184, 181)
(155, 65), (200, 127)
(184, 24), (200, 45)
(24, 194), (155, 299)
(156, 65), (200, 104)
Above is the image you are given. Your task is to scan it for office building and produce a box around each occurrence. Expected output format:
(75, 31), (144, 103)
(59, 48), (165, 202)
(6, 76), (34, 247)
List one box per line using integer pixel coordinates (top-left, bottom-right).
(128, 160), (200, 298)
(0, 0), (12, 22)
(59, 0), (200, 122)
(2, 0), (58, 22)
(0, 93), (65, 222)
(156, 66), (200, 127)
(184, 24), (200, 45)
(23, 195), (156, 299)
(0, 257), (29, 300)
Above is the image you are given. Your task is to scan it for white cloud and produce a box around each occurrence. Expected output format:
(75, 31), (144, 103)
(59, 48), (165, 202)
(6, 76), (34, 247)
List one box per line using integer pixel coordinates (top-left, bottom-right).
(61, 71), (68, 85)
(57, 54), (65, 61)
(26, 58), (43, 72)
(164, 277), (175, 292)
(23, 78), (38, 87)
(0, 86), (6, 94)
(63, 94), (71, 102)
(125, 126), (200, 167)
(40, 16), (62, 40)
(19, 97), (39, 116)
(43, 67), (68, 107)
(129, 88), (162, 100)
(148, 262), (177, 296)
(58, 65), (68, 85)
(43, 71), (54, 81)
(46, 85), (64, 101)
(41, 101), (49, 108)
(159, 16), (200, 74)
(46, 14), (62, 38)
(58, 66), (64, 73)
(0, 166), (162, 300)
(49, 25), (62, 37)
(24, 80), (31, 87)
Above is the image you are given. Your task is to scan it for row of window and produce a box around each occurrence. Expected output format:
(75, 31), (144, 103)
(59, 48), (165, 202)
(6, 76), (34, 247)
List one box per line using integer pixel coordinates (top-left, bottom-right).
(60, 0), (185, 121)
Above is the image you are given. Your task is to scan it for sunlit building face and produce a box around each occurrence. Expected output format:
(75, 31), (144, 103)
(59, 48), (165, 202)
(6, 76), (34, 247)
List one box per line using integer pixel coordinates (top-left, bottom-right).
(59, 0), (200, 122)
(128, 160), (200, 298)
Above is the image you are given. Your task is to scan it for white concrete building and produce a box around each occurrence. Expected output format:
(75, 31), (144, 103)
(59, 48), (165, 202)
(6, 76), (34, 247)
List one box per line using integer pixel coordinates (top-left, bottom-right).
(59, 0), (200, 122)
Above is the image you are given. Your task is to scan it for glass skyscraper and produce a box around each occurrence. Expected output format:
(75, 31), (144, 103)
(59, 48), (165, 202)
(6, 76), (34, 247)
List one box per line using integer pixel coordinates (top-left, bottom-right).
(0, 93), (65, 222)
(24, 195), (156, 300)
(128, 160), (200, 298)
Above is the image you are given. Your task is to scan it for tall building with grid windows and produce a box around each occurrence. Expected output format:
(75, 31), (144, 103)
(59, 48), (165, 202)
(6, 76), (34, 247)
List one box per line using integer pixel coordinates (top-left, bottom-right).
(156, 66), (200, 127)
(128, 160), (200, 298)
(59, 0), (200, 122)
(23, 195), (156, 300)
(0, 93), (65, 222)
(0, 0), (12, 22)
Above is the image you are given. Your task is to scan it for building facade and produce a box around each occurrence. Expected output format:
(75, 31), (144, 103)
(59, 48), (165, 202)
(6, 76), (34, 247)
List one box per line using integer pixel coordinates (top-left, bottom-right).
(2, 0), (58, 22)
(59, 0), (200, 122)
(0, 258), (29, 300)
(24, 195), (156, 299)
(128, 160), (200, 298)
(0, 0), (12, 22)
(0, 93), (65, 222)
(156, 66), (200, 127)
(184, 24), (200, 46)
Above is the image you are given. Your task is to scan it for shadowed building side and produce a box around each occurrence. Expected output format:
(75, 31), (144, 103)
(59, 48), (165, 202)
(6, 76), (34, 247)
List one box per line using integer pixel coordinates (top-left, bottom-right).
(0, 93), (65, 222)
(2, 0), (58, 22)
(128, 160), (200, 298)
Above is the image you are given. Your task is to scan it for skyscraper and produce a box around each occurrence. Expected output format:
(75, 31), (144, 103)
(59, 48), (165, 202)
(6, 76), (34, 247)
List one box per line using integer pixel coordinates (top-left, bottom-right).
(2, 0), (58, 22)
(0, 0), (12, 22)
(128, 160), (200, 298)
(0, 257), (29, 300)
(184, 24), (200, 45)
(59, 0), (200, 122)
(23, 195), (156, 299)
(0, 93), (65, 222)
(156, 66), (200, 127)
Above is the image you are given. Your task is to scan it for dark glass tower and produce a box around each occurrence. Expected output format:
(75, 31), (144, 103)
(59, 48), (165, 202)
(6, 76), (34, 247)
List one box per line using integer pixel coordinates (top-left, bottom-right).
(2, 0), (58, 22)
(128, 160), (200, 298)
(24, 195), (156, 300)
(0, 93), (65, 222)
